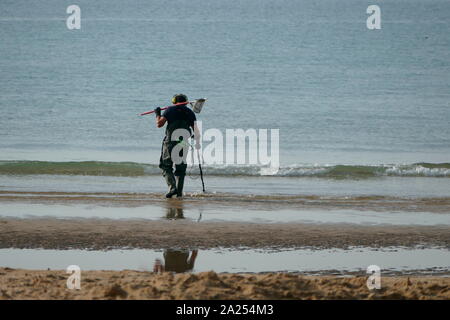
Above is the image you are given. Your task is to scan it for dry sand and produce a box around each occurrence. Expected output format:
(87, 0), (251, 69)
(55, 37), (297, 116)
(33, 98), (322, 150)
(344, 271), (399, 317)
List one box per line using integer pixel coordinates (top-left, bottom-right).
(0, 218), (449, 250)
(0, 268), (448, 300)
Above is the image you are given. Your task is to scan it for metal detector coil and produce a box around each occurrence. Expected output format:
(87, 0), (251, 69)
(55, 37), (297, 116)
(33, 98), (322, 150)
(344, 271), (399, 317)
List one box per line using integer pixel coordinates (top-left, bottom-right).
(191, 98), (206, 113)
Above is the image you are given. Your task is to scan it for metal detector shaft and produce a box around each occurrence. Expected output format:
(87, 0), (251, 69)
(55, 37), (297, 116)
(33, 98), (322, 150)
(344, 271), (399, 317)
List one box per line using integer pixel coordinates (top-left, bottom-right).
(197, 149), (205, 193)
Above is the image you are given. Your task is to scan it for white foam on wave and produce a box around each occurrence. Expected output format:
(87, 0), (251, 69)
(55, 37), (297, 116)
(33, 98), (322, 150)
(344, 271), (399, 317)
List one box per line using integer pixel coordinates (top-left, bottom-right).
(385, 166), (450, 177)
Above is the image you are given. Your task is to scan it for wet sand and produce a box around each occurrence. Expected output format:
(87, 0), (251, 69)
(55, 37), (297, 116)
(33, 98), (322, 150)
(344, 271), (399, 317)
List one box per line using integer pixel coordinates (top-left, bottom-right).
(0, 218), (449, 250)
(1, 195), (449, 300)
(0, 268), (448, 300)
(1, 190), (450, 213)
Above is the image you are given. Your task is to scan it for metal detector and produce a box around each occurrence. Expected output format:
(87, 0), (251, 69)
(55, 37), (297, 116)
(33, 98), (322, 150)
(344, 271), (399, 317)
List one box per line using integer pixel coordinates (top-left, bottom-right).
(197, 149), (205, 193)
(189, 137), (206, 193)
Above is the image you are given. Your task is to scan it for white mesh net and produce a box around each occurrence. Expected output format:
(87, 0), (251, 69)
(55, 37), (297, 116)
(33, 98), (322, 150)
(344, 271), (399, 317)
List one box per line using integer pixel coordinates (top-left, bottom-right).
(192, 98), (206, 113)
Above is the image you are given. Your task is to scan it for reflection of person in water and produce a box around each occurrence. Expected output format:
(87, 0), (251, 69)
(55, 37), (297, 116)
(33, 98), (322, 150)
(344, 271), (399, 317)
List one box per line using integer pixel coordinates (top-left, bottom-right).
(153, 249), (198, 273)
(155, 203), (199, 273)
(166, 207), (184, 220)
(164, 200), (203, 221)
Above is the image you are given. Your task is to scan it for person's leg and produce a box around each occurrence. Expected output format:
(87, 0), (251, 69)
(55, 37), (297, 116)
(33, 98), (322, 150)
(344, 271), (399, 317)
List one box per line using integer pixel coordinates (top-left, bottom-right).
(163, 170), (177, 198)
(174, 141), (188, 197)
(159, 139), (177, 198)
(174, 165), (187, 197)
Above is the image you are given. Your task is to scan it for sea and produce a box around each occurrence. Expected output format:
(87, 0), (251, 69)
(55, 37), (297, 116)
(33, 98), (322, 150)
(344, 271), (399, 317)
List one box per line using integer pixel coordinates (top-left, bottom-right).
(1, 0), (449, 199)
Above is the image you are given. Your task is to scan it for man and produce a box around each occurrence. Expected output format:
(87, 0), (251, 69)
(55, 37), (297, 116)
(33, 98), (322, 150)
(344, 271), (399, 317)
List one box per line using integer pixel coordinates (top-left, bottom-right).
(154, 94), (199, 198)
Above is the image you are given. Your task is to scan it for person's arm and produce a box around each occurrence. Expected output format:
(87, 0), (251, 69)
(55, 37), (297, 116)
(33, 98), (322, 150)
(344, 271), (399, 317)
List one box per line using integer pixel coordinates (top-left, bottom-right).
(154, 107), (167, 128)
(156, 116), (166, 128)
(187, 250), (198, 269)
(153, 258), (164, 273)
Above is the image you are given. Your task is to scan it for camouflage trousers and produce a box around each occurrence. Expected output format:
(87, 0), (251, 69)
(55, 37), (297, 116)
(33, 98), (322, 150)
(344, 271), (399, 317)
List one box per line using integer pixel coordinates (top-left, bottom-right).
(158, 136), (188, 177)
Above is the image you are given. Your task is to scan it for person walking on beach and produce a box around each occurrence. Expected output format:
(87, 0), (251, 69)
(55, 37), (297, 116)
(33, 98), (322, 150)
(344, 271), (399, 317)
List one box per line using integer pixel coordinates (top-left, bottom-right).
(154, 94), (199, 198)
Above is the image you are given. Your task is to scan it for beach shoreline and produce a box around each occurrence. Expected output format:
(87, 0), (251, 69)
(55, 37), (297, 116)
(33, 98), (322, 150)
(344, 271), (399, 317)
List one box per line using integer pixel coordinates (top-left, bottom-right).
(1, 218), (449, 251)
(1, 190), (450, 213)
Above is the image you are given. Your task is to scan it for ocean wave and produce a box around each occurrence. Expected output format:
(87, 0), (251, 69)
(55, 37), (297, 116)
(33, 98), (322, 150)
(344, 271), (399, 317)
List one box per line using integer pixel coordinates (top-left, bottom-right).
(0, 161), (449, 178)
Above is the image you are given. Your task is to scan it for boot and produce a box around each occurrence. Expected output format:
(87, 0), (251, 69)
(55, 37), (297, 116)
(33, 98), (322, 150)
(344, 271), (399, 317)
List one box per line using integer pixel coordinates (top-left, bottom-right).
(176, 175), (185, 198)
(164, 172), (177, 198)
